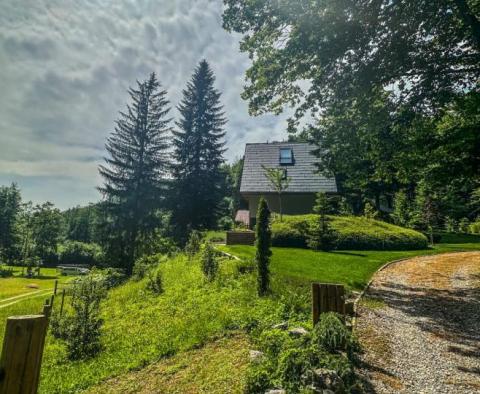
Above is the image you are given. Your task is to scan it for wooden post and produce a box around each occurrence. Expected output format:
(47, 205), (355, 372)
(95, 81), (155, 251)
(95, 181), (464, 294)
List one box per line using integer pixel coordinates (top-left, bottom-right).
(312, 283), (346, 325)
(312, 283), (320, 326)
(0, 315), (49, 394)
(53, 280), (58, 295)
(60, 289), (66, 317)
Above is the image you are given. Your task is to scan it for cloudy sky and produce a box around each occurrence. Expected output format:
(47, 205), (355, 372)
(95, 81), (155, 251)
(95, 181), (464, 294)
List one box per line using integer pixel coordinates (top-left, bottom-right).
(0, 0), (289, 209)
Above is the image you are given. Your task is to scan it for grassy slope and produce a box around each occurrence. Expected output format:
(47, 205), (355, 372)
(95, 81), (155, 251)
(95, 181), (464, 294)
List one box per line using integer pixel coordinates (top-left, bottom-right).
(38, 256), (279, 393)
(86, 335), (249, 394)
(1, 234), (478, 393)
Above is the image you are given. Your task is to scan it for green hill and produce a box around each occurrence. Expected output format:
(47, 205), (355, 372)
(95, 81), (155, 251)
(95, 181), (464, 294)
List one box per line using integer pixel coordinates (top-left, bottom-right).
(271, 215), (428, 250)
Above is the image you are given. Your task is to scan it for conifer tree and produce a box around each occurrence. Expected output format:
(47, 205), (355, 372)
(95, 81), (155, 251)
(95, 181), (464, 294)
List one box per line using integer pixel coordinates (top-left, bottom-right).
(255, 197), (271, 296)
(307, 192), (336, 251)
(99, 73), (171, 274)
(171, 60), (226, 241)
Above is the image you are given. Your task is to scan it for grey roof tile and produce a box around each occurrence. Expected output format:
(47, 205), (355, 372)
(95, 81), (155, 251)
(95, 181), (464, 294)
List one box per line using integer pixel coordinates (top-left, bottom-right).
(240, 142), (337, 194)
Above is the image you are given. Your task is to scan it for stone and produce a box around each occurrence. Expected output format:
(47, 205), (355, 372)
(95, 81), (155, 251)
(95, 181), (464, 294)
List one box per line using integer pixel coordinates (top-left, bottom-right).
(249, 350), (265, 363)
(272, 322), (288, 330)
(303, 368), (344, 392)
(265, 390), (286, 394)
(288, 327), (308, 337)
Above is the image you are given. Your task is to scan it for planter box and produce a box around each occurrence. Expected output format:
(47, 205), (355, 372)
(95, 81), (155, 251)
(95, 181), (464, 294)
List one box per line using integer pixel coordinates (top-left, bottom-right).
(226, 231), (255, 246)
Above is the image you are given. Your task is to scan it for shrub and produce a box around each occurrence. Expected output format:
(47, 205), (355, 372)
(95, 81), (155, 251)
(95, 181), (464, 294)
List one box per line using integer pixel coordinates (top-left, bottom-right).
(444, 217), (458, 233)
(185, 230), (202, 258)
(470, 218), (480, 234)
(146, 268), (164, 295)
(59, 241), (103, 267)
(0, 264), (13, 278)
(244, 363), (273, 394)
(277, 348), (307, 392)
(311, 312), (355, 354)
(458, 218), (470, 233)
(307, 192), (337, 251)
(133, 254), (165, 281)
(272, 215), (428, 250)
(201, 242), (218, 281)
(64, 274), (106, 360)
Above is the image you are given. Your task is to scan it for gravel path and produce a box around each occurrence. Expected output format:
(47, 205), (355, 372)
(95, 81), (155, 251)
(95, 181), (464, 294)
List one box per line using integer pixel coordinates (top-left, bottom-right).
(356, 252), (480, 394)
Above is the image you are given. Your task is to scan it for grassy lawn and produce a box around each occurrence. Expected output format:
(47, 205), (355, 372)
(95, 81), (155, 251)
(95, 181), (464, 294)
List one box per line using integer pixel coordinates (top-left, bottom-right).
(218, 236), (480, 292)
(0, 267), (68, 301)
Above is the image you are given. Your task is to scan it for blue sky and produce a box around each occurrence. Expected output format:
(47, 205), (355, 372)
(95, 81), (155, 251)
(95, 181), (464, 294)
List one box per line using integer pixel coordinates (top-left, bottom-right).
(0, 0), (289, 209)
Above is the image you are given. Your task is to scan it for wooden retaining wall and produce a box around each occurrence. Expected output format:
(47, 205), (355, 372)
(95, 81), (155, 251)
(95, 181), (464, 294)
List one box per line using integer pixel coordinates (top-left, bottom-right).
(226, 231), (255, 246)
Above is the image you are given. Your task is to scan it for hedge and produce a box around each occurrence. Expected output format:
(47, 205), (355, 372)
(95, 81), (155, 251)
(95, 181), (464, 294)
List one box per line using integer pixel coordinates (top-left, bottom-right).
(271, 215), (428, 250)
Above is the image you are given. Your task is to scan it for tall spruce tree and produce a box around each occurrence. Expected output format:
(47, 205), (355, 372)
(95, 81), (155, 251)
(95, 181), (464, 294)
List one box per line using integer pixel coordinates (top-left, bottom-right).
(171, 60), (226, 241)
(99, 73), (171, 274)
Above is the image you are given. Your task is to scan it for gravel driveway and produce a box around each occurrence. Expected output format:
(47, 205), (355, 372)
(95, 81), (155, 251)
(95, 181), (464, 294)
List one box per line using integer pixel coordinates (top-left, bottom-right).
(356, 252), (480, 393)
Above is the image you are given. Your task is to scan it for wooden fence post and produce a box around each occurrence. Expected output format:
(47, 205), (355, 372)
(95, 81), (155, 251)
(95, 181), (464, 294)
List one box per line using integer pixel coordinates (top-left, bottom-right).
(312, 283), (346, 326)
(0, 316), (48, 394)
(53, 280), (58, 295)
(60, 289), (66, 317)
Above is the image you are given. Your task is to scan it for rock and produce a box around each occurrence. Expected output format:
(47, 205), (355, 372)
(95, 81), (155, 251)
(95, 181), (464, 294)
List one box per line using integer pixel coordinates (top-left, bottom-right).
(303, 368), (344, 392)
(345, 300), (355, 315)
(265, 390), (286, 394)
(272, 321), (288, 330)
(288, 327), (308, 337)
(249, 350), (265, 363)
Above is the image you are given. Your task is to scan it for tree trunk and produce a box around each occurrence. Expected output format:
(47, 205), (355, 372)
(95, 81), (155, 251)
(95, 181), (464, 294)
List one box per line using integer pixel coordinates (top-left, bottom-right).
(279, 193), (283, 221)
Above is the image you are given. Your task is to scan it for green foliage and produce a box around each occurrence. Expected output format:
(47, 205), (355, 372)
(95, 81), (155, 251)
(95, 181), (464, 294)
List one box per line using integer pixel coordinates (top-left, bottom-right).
(311, 313), (356, 354)
(277, 348), (307, 392)
(201, 242), (219, 281)
(64, 274), (107, 360)
(392, 190), (414, 227)
(470, 218), (480, 234)
(31, 202), (63, 264)
(132, 254), (164, 281)
(255, 197), (272, 296)
(62, 204), (100, 243)
(272, 215), (428, 250)
(98, 73), (172, 275)
(262, 166), (291, 221)
(244, 314), (359, 393)
(146, 268), (164, 295)
(59, 241), (103, 267)
(444, 217), (458, 233)
(185, 230), (202, 258)
(307, 193), (337, 251)
(363, 202), (379, 220)
(244, 363), (273, 394)
(0, 183), (21, 264)
(458, 218), (470, 233)
(223, 1), (480, 122)
(170, 60), (226, 240)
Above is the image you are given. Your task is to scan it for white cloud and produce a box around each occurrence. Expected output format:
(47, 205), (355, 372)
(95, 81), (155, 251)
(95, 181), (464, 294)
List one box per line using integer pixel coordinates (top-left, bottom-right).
(0, 0), (289, 209)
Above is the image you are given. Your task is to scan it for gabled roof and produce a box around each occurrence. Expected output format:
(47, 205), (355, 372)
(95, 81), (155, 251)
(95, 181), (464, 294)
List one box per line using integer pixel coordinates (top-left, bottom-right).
(240, 142), (337, 194)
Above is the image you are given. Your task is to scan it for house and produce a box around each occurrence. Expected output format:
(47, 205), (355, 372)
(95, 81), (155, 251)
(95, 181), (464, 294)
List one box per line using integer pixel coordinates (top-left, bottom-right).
(239, 142), (337, 227)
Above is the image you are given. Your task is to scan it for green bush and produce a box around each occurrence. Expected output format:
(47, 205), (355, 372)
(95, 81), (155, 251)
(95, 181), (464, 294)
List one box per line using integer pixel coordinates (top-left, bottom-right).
(271, 215), (428, 250)
(311, 312), (355, 353)
(470, 218), (480, 234)
(201, 242), (219, 281)
(277, 348), (307, 392)
(244, 363), (273, 394)
(146, 268), (164, 295)
(132, 254), (166, 281)
(64, 274), (107, 360)
(59, 241), (104, 267)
